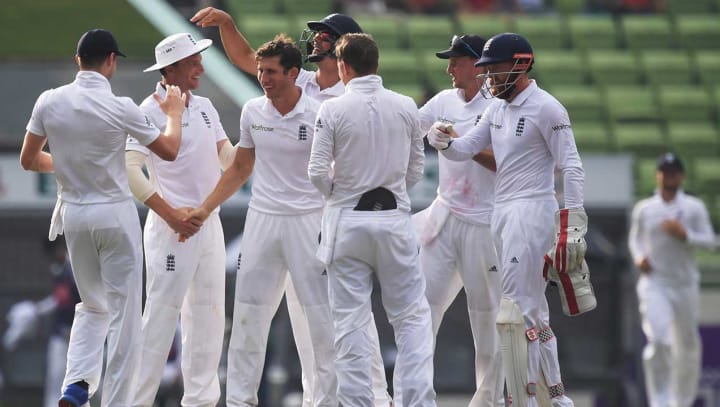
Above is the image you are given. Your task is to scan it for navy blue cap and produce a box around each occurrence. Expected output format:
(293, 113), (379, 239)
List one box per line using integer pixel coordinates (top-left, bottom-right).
(657, 152), (684, 173)
(77, 29), (126, 58)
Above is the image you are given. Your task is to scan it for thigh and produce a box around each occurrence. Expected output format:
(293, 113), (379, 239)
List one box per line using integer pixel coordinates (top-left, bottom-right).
(456, 221), (501, 312)
(189, 214), (226, 306)
(284, 211), (328, 306)
(144, 211), (202, 306)
(493, 200), (555, 325)
(637, 277), (673, 344)
(374, 213), (427, 321)
(236, 210), (288, 305)
(421, 219), (462, 309)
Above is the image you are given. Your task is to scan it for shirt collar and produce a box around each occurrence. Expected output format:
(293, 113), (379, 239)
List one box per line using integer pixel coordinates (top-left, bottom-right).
(345, 75), (383, 93)
(306, 74), (345, 98)
(262, 86), (309, 118)
(155, 82), (195, 108)
(75, 70), (112, 91)
(508, 79), (537, 107)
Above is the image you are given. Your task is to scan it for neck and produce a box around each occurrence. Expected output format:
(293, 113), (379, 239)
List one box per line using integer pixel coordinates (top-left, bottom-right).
(462, 84), (480, 102)
(271, 86), (302, 116)
(315, 62), (341, 90)
(660, 188), (678, 202)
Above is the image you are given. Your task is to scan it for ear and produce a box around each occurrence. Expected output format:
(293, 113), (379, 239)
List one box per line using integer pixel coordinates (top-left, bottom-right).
(288, 66), (300, 81)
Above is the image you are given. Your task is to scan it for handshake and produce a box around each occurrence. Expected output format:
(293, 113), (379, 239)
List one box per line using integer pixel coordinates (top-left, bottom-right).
(427, 121), (458, 150)
(165, 206), (210, 242)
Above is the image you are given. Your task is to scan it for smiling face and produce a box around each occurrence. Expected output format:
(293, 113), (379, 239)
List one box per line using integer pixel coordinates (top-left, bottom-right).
(257, 55), (298, 100)
(446, 56), (482, 91)
(163, 53), (204, 92)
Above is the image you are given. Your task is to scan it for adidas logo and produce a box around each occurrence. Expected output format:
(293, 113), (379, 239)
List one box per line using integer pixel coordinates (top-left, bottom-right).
(510, 257), (519, 264)
(488, 265), (498, 272)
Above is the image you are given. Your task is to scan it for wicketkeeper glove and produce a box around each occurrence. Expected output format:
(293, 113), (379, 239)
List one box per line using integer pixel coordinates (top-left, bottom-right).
(427, 122), (452, 150)
(549, 208), (588, 274)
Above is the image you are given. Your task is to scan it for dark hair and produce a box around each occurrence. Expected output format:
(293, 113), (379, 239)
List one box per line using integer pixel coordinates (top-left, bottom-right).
(78, 54), (112, 69)
(256, 34), (303, 73)
(335, 33), (378, 76)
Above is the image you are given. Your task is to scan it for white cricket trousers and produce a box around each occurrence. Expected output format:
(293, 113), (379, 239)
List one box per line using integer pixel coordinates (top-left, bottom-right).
(226, 208), (336, 407)
(133, 211), (226, 407)
(638, 275), (701, 407)
(286, 279), (391, 407)
(492, 198), (573, 407)
(421, 215), (504, 407)
(62, 199), (143, 407)
(329, 210), (436, 407)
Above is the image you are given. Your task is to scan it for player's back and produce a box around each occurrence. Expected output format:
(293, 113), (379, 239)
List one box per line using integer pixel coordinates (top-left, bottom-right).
(321, 76), (420, 212)
(36, 72), (136, 204)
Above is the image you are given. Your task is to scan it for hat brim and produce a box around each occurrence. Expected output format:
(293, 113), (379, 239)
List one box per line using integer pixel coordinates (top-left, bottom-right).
(436, 48), (471, 59)
(307, 21), (330, 33)
(143, 39), (213, 72)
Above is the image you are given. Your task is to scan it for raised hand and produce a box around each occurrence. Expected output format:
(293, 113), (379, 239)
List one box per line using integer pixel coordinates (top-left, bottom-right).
(190, 7), (233, 29)
(154, 85), (186, 116)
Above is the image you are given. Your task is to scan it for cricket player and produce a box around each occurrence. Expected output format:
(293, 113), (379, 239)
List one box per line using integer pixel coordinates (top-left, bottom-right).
(308, 33), (435, 407)
(629, 153), (716, 407)
(415, 34), (504, 407)
(186, 35), (337, 407)
(192, 7), (391, 406)
(428, 32), (583, 406)
(125, 32), (233, 407)
(20, 29), (186, 407)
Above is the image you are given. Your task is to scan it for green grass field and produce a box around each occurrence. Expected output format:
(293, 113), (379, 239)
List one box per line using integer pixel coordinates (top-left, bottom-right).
(0, 0), (162, 60)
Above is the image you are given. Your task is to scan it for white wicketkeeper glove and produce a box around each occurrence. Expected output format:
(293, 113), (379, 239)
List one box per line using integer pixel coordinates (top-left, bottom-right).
(427, 122), (452, 150)
(548, 208), (588, 274)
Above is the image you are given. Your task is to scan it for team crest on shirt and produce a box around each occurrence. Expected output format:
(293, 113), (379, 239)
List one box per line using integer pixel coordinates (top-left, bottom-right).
(200, 111), (211, 128)
(166, 254), (176, 272)
(515, 117), (526, 137)
(298, 124), (308, 141)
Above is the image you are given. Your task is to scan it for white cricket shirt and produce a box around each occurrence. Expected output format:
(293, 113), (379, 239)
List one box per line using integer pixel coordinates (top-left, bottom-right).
(126, 82), (228, 208)
(628, 191), (716, 286)
(419, 88), (497, 225)
(238, 88), (324, 215)
(296, 68), (345, 102)
(26, 71), (160, 204)
(308, 75), (424, 212)
(441, 80), (585, 208)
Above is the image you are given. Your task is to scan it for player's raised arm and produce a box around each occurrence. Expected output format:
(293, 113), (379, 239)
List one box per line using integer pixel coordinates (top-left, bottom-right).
(190, 7), (258, 75)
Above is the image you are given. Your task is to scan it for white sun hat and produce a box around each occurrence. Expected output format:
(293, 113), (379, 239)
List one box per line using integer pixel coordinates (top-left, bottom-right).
(143, 33), (212, 72)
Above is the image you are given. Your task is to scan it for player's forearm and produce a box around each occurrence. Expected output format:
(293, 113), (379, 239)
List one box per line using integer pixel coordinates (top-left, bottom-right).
(562, 165), (585, 209)
(201, 166), (250, 213)
(27, 152), (54, 173)
(163, 113), (183, 156)
(144, 193), (177, 223)
(218, 22), (258, 75)
(472, 149), (496, 172)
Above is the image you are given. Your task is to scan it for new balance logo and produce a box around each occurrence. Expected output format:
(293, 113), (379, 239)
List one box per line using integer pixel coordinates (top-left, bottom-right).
(201, 111), (211, 128)
(321, 269), (327, 276)
(298, 124), (308, 141)
(315, 118), (324, 129)
(488, 265), (498, 272)
(510, 257), (519, 264)
(515, 117), (525, 137)
(166, 254), (176, 272)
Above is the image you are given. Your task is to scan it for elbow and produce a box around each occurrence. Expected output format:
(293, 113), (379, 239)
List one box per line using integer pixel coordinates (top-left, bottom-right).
(20, 157), (33, 171)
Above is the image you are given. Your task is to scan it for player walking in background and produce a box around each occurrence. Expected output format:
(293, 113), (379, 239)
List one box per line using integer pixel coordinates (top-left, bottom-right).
(415, 34), (504, 406)
(628, 153), (716, 407)
(186, 35), (338, 407)
(19, 29), (186, 407)
(192, 7), (392, 406)
(125, 32), (232, 407)
(308, 33), (435, 407)
(428, 32), (583, 406)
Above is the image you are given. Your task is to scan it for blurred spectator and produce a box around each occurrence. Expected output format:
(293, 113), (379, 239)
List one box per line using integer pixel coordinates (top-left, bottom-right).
(341, 0), (389, 14)
(3, 236), (80, 407)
